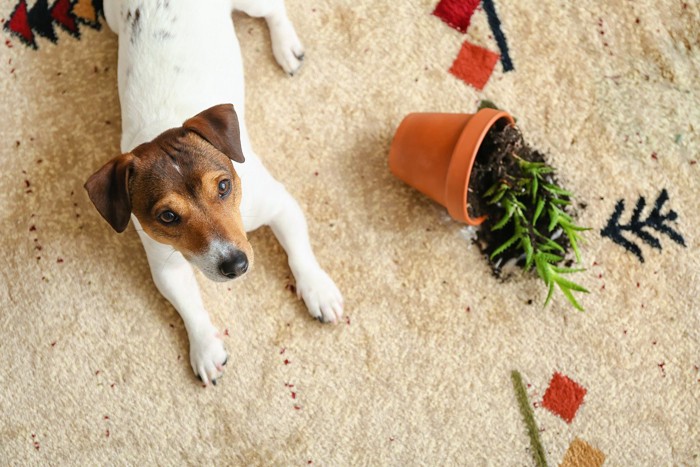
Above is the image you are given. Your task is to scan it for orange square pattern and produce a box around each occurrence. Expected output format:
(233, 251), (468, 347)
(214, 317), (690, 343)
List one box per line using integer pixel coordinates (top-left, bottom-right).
(449, 41), (500, 91)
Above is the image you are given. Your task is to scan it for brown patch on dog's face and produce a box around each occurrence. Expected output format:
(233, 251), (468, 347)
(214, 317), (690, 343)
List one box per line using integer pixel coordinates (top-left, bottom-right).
(129, 129), (253, 280)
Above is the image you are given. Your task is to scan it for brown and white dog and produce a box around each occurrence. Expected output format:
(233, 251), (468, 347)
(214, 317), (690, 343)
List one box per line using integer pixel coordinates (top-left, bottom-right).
(85, 0), (343, 386)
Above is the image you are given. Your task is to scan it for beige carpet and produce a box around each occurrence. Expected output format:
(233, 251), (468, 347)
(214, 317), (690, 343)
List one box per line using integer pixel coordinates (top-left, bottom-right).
(1, 0), (699, 464)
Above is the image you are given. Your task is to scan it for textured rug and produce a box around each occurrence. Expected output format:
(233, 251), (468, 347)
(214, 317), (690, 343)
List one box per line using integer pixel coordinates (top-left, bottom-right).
(1, 0), (698, 465)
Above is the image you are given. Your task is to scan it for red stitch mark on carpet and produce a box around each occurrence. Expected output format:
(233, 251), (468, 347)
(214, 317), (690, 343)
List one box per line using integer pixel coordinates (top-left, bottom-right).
(596, 18), (613, 56)
(449, 41), (500, 91)
(541, 372), (587, 424)
(433, 0), (480, 33)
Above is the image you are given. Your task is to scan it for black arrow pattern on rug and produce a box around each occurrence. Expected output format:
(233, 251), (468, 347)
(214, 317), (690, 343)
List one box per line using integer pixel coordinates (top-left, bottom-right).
(601, 188), (686, 263)
(28, 0), (57, 42)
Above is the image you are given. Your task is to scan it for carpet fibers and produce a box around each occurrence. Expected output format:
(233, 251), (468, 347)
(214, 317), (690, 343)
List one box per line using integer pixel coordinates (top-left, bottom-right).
(1, 0), (698, 465)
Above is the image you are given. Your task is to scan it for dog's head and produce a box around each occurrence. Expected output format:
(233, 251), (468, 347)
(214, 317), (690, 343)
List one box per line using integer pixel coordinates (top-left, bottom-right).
(84, 104), (253, 282)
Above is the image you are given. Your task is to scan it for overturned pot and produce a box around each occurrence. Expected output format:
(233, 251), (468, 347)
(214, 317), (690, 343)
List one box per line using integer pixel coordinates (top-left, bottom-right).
(389, 108), (515, 225)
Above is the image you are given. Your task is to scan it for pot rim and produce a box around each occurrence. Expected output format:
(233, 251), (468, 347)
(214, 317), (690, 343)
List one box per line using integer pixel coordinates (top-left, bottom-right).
(444, 109), (515, 225)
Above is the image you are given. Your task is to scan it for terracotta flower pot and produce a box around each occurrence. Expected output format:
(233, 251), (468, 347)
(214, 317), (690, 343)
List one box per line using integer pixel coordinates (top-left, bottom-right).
(389, 108), (515, 225)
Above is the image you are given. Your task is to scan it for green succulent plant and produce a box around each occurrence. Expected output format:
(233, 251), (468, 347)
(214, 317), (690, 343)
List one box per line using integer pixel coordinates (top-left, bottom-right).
(485, 157), (590, 311)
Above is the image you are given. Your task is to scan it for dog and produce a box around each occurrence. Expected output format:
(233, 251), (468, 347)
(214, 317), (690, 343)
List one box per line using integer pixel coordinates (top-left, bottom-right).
(85, 0), (343, 386)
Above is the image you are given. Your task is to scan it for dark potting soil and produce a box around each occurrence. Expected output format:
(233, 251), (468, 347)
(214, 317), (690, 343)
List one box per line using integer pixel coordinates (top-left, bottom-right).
(467, 122), (574, 276)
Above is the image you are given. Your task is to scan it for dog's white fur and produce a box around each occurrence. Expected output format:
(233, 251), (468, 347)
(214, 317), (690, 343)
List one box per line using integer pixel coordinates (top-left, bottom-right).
(103, 0), (343, 385)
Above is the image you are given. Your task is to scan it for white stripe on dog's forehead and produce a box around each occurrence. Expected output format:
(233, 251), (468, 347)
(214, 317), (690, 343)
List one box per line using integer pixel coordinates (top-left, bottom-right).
(172, 160), (182, 175)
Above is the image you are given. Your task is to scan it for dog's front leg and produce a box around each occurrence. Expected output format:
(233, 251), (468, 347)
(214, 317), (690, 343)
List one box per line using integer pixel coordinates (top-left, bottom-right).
(268, 189), (344, 323)
(232, 0), (305, 75)
(134, 220), (227, 386)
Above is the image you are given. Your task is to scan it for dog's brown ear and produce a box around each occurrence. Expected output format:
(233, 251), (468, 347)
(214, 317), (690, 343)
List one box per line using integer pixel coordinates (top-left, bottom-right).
(84, 153), (134, 233)
(183, 104), (245, 163)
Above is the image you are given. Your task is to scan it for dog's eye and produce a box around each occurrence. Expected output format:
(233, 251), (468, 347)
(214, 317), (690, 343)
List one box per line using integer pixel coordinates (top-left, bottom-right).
(218, 179), (232, 198)
(158, 210), (178, 224)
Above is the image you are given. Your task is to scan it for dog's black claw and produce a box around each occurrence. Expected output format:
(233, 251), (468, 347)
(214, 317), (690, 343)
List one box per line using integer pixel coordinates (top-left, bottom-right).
(222, 357), (228, 367)
(316, 315), (326, 324)
(211, 379), (217, 386)
(196, 374), (203, 383)
(295, 52), (305, 61)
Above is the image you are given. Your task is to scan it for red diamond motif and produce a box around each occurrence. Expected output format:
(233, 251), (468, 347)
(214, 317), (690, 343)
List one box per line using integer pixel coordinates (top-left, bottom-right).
(449, 41), (500, 91)
(541, 372), (587, 423)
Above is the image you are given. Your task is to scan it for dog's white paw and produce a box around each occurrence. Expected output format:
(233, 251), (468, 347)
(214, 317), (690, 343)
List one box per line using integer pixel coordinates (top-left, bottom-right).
(269, 20), (305, 76)
(189, 327), (228, 386)
(295, 268), (344, 323)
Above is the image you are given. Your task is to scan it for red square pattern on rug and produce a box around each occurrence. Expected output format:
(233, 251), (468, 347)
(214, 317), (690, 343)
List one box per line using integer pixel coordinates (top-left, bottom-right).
(433, 0), (481, 33)
(449, 41), (500, 91)
(542, 372), (587, 424)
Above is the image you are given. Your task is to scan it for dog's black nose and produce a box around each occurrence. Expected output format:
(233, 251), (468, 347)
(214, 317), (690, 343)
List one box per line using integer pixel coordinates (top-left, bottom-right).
(219, 251), (248, 278)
